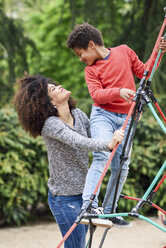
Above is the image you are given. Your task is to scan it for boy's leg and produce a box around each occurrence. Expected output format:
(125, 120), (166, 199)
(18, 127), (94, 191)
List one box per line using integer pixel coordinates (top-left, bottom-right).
(103, 167), (129, 213)
(103, 114), (132, 214)
(82, 106), (116, 209)
(82, 150), (112, 209)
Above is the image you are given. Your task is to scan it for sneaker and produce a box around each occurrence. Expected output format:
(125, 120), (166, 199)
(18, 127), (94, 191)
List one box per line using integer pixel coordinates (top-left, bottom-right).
(91, 207), (104, 215)
(80, 207), (113, 228)
(109, 216), (132, 228)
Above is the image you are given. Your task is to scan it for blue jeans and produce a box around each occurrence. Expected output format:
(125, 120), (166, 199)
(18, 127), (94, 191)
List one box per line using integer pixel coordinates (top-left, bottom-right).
(48, 191), (88, 248)
(82, 106), (132, 213)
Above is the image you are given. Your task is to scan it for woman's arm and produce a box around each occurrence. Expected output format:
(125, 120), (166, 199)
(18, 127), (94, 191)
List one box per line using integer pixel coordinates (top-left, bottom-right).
(42, 116), (109, 152)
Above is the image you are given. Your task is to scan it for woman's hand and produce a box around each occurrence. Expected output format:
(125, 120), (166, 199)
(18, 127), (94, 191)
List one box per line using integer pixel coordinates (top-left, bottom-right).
(108, 129), (125, 150)
(120, 88), (135, 103)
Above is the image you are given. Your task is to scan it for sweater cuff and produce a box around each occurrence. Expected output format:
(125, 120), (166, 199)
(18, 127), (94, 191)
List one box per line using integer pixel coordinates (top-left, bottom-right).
(110, 88), (121, 100)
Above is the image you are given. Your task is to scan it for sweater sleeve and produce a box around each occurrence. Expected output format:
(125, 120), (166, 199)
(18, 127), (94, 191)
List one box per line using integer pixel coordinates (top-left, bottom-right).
(85, 66), (120, 104)
(77, 108), (91, 138)
(126, 45), (162, 79)
(42, 116), (110, 152)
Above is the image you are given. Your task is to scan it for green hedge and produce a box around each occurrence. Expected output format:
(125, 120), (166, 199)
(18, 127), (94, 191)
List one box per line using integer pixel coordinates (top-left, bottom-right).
(0, 100), (165, 226)
(0, 107), (48, 225)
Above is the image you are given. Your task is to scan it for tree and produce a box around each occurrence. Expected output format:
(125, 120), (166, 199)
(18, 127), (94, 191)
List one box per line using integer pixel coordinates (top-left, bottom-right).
(114, 0), (166, 93)
(0, 1), (38, 106)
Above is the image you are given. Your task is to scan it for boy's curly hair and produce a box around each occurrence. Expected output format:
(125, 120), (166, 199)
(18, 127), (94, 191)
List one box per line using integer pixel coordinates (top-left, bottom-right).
(13, 73), (76, 138)
(67, 22), (104, 49)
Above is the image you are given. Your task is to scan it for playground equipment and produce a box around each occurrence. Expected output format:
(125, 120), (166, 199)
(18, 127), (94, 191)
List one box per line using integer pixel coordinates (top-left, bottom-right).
(56, 8), (166, 248)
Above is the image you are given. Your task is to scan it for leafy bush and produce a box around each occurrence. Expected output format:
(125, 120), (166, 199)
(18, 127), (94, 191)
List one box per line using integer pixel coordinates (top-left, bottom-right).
(0, 107), (48, 225)
(0, 98), (165, 226)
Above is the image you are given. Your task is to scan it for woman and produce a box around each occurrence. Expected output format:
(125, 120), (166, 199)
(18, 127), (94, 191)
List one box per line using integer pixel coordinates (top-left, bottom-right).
(13, 73), (124, 248)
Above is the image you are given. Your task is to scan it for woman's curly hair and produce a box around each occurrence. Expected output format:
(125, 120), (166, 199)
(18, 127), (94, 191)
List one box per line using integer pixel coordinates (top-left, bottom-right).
(13, 74), (76, 138)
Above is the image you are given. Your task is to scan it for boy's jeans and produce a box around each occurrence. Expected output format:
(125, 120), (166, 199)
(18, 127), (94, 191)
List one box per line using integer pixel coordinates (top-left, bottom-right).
(82, 106), (132, 213)
(48, 191), (88, 248)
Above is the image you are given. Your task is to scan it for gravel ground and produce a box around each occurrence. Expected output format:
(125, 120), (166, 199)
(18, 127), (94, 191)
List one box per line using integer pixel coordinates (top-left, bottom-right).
(0, 217), (165, 248)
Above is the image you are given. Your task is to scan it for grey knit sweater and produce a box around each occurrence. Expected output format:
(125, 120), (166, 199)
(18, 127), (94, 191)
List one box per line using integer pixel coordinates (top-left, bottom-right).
(41, 108), (110, 196)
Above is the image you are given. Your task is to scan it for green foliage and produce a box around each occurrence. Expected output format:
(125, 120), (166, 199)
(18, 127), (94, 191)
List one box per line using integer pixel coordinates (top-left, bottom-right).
(0, 97), (165, 226)
(0, 2), (39, 107)
(0, 0), (166, 105)
(23, 1), (89, 100)
(0, 0), (165, 226)
(0, 107), (48, 225)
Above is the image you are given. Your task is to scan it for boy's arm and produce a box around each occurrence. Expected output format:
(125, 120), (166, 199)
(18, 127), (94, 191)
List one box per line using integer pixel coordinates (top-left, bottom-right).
(128, 46), (162, 79)
(85, 67), (120, 104)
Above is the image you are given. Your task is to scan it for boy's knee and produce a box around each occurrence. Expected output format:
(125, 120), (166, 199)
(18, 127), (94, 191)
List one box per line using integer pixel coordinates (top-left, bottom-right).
(120, 169), (129, 183)
(93, 151), (110, 161)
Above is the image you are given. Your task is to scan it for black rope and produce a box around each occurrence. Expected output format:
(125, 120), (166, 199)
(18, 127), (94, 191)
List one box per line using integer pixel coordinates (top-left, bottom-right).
(88, 220), (96, 248)
(102, 96), (142, 211)
(98, 227), (111, 248)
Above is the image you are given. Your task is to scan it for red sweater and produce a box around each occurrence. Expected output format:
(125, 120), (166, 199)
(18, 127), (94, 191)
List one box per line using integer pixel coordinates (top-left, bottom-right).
(85, 45), (160, 114)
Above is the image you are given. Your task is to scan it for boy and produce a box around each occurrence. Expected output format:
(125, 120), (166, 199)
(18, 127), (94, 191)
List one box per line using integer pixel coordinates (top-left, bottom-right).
(67, 23), (166, 228)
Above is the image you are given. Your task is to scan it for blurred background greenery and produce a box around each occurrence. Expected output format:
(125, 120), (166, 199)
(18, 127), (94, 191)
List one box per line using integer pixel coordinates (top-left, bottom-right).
(0, 0), (165, 226)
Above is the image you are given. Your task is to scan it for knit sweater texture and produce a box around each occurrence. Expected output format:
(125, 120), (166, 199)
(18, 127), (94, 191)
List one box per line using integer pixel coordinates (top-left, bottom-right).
(85, 45), (161, 114)
(41, 108), (110, 196)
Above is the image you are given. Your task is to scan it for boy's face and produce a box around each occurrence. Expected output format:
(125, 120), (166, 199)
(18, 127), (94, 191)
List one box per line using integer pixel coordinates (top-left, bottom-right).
(73, 41), (98, 66)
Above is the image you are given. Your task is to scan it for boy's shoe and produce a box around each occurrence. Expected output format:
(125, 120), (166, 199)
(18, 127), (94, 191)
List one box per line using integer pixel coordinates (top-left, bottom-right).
(80, 207), (113, 228)
(109, 216), (132, 228)
(91, 207), (104, 215)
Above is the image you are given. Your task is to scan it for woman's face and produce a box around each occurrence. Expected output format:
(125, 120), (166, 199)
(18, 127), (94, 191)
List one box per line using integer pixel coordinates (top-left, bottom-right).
(48, 84), (71, 106)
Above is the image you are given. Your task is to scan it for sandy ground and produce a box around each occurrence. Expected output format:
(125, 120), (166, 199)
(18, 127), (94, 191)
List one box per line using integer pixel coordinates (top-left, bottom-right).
(0, 217), (165, 248)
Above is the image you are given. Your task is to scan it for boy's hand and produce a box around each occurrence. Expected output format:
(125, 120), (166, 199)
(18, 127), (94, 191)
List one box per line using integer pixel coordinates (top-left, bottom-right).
(158, 37), (166, 53)
(108, 129), (125, 149)
(120, 88), (135, 103)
